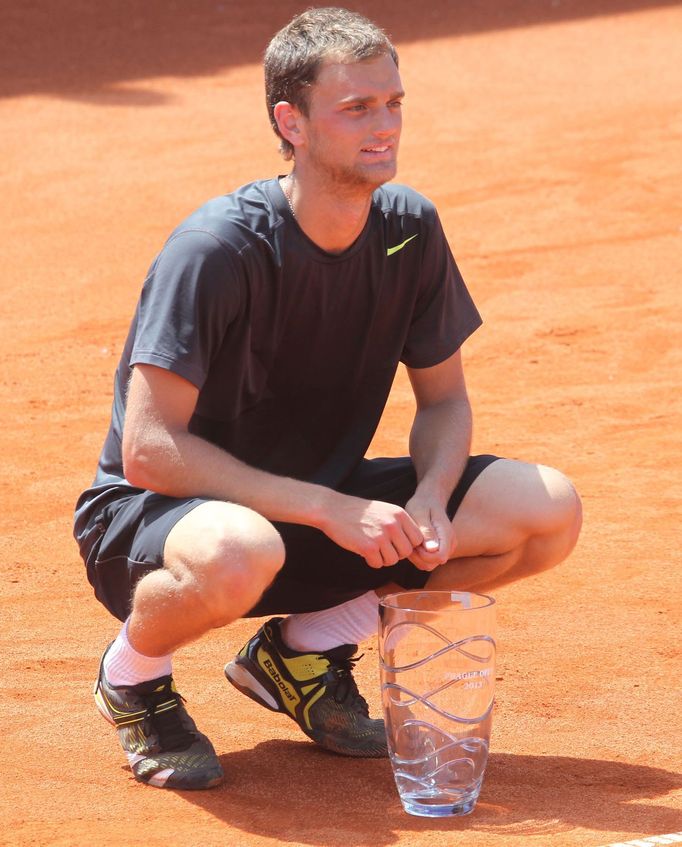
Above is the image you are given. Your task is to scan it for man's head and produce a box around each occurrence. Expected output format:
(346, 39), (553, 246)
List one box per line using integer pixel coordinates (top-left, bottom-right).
(264, 7), (399, 161)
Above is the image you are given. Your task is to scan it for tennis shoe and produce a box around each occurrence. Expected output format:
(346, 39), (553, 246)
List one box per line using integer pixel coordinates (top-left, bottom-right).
(94, 645), (224, 789)
(224, 617), (387, 757)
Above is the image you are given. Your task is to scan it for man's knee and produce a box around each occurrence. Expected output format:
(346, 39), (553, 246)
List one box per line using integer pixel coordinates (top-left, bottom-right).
(454, 459), (581, 560)
(163, 501), (285, 623)
(532, 464), (582, 531)
(515, 464), (582, 572)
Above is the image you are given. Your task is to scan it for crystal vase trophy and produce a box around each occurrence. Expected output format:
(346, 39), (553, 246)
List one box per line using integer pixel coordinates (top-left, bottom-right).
(379, 591), (496, 817)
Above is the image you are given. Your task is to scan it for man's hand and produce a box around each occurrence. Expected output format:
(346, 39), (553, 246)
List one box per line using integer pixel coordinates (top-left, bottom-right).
(320, 495), (424, 569)
(404, 495), (455, 571)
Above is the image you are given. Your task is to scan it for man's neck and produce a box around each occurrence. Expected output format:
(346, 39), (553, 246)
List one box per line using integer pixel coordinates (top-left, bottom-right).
(281, 169), (375, 254)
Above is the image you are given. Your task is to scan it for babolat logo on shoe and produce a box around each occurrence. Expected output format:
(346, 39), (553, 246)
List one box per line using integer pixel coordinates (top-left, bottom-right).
(261, 656), (298, 705)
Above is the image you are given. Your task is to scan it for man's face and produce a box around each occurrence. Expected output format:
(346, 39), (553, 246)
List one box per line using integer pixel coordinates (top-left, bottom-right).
(299, 53), (404, 191)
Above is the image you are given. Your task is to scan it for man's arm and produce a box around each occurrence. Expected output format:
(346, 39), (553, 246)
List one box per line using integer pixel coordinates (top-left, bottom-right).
(122, 363), (424, 568)
(404, 348), (473, 570)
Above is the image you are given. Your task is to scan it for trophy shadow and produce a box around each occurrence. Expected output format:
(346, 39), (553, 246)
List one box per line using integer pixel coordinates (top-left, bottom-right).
(177, 740), (682, 846)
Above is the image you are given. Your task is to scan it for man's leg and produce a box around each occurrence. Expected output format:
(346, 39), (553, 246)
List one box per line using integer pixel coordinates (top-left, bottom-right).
(277, 459), (580, 633)
(127, 500), (285, 656)
(223, 457), (580, 760)
(95, 499), (285, 789)
(423, 459), (582, 592)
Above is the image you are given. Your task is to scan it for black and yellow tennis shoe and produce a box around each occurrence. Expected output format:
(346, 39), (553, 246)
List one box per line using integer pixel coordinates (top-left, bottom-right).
(224, 617), (388, 757)
(94, 646), (224, 789)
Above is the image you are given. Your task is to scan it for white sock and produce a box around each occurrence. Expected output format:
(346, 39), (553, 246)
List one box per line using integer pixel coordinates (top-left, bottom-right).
(103, 621), (173, 686)
(281, 591), (380, 652)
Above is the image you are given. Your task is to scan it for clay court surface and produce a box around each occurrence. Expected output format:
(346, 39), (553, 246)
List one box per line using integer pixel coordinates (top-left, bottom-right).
(2, 1), (681, 844)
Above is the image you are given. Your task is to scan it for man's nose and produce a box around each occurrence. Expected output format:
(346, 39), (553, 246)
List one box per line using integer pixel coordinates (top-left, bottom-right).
(373, 109), (401, 138)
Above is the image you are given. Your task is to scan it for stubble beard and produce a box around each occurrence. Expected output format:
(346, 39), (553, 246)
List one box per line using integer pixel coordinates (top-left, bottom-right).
(308, 147), (397, 199)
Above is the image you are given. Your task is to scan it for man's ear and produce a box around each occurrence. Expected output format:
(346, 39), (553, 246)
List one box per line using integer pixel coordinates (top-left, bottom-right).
(273, 101), (306, 151)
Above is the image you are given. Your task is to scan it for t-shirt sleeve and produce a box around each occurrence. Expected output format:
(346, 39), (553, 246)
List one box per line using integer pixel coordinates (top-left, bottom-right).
(130, 230), (242, 388)
(401, 208), (482, 369)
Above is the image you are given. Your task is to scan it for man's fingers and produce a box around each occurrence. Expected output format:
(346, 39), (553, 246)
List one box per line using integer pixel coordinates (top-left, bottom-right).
(363, 548), (384, 569)
(390, 529), (418, 560)
(408, 549), (443, 571)
(419, 519), (439, 551)
(415, 517), (440, 552)
(380, 541), (402, 566)
(363, 537), (404, 568)
(412, 529), (451, 566)
(416, 536), (452, 565)
(335, 499), (440, 568)
(368, 526), (422, 568)
(404, 513), (445, 564)
(400, 513), (425, 549)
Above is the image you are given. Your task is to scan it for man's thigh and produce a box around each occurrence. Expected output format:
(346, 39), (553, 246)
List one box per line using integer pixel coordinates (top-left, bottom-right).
(451, 458), (579, 557)
(80, 491), (210, 622)
(78, 455), (505, 622)
(249, 454), (501, 617)
(81, 491), (281, 624)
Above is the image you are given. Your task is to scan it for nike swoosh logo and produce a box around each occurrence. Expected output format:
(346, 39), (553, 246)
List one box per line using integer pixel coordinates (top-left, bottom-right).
(386, 233), (419, 256)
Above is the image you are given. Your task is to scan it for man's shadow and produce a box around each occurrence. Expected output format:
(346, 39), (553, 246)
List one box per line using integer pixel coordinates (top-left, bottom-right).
(177, 741), (682, 846)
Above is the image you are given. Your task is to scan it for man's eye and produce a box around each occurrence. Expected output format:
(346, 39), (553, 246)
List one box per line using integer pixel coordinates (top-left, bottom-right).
(347, 104), (367, 112)
(389, 100), (403, 109)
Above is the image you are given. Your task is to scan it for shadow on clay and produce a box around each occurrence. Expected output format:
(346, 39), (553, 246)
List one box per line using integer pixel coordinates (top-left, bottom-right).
(177, 740), (682, 846)
(3, 0), (680, 102)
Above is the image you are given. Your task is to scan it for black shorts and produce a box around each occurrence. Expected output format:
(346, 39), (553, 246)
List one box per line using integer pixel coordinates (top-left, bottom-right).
(76, 455), (499, 622)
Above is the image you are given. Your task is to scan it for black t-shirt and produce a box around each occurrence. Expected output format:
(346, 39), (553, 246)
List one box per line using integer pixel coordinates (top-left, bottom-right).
(76, 177), (481, 527)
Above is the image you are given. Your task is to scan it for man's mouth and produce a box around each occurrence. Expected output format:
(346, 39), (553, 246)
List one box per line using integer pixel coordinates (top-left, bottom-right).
(361, 145), (391, 153)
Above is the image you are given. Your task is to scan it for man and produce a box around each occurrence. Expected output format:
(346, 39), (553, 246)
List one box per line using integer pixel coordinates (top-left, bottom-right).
(74, 8), (581, 790)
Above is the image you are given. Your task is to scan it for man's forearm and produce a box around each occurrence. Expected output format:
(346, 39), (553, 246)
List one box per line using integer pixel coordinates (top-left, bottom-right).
(123, 426), (335, 530)
(408, 396), (473, 505)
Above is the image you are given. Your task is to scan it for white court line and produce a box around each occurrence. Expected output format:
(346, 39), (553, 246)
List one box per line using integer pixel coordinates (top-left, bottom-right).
(596, 834), (682, 847)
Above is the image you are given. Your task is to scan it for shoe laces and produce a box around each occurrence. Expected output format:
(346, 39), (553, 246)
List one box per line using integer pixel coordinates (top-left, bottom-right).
(141, 683), (195, 752)
(327, 653), (370, 716)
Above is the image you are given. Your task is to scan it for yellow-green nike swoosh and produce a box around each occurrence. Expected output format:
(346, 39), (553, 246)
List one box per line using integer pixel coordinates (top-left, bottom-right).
(386, 233), (419, 256)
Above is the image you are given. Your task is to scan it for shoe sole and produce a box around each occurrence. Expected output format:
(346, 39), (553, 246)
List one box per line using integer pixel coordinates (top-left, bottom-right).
(94, 678), (117, 726)
(225, 659), (280, 711)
